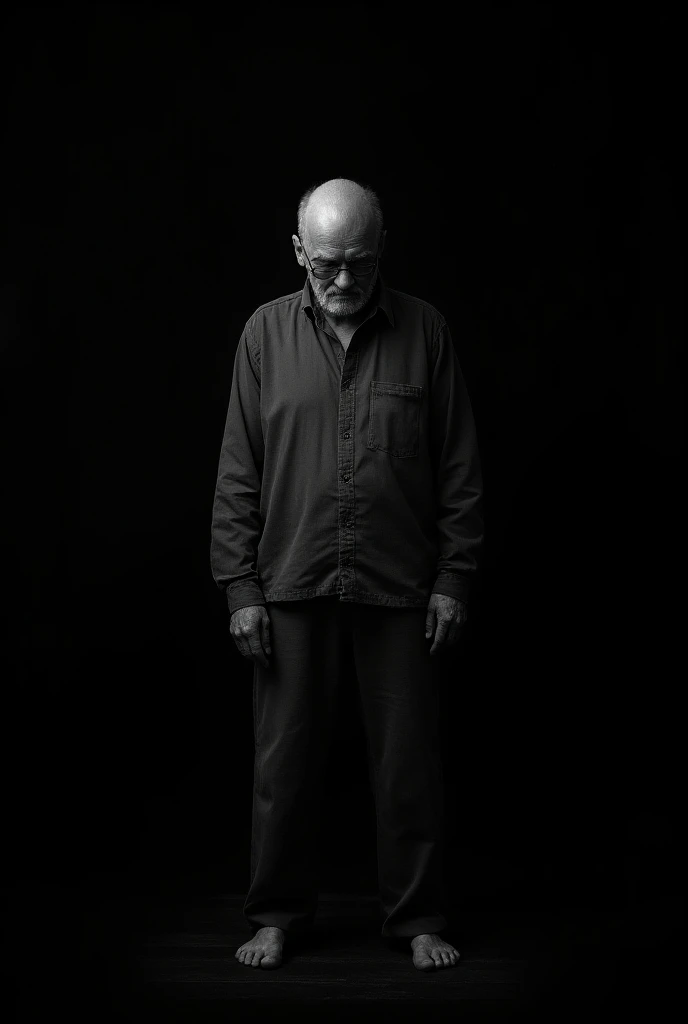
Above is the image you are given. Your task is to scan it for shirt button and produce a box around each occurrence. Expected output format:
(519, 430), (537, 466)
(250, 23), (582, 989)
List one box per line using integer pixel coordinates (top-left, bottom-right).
(342, 473), (350, 481)
(343, 432), (350, 439)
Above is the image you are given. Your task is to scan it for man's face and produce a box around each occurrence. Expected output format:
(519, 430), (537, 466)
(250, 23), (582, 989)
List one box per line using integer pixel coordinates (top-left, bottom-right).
(293, 212), (385, 321)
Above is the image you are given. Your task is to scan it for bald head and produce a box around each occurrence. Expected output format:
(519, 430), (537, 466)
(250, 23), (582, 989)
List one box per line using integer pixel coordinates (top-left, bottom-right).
(299, 178), (382, 248)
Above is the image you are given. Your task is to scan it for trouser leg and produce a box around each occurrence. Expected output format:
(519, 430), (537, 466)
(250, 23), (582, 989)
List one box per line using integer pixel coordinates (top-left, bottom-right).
(351, 604), (449, 938)
(243, 597), (343, 936)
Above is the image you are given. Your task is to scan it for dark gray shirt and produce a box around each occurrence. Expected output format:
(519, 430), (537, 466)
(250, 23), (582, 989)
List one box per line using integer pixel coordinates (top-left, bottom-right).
(210, 275), (483, 615)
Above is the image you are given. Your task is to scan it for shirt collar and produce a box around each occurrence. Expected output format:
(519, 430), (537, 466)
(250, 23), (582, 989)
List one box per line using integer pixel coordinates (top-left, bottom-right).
(300, 272), (395, 329)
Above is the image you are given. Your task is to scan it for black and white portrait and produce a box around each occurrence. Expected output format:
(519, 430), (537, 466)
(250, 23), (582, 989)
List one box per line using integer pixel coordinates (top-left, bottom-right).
(4, 4), (681, 1022)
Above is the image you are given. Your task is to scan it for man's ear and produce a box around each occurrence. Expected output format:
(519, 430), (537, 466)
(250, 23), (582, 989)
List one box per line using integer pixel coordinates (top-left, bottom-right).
(378, 228), (387, 259)
(292, 234), (305, 267)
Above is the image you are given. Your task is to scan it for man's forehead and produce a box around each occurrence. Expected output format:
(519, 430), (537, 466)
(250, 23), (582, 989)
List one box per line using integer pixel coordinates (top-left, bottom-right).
(310, 240), (376, 259)
(307, 224), (377, 255)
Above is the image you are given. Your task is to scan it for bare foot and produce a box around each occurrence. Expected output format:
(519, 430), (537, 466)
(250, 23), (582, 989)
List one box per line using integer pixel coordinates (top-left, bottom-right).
(410, 933), (460, 971)
(235, 925), (285, 969)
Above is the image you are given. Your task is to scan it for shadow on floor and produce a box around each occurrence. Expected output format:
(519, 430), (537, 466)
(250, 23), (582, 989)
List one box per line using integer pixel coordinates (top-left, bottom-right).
(7, 882), (675, 1023)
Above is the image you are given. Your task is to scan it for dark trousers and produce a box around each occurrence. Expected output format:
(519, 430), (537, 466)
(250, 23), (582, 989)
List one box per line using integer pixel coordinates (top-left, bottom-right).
(244, 596), (449, 939)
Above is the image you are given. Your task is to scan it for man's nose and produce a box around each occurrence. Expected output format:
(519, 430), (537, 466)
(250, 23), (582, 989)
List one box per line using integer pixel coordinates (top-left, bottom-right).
(333, 267), (355, 288)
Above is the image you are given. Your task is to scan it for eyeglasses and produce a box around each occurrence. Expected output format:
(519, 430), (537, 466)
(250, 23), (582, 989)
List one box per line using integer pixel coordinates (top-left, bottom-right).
(298, 237), (379, 280)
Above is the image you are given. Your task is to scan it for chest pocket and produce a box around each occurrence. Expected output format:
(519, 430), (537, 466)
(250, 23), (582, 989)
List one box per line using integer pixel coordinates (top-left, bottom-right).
(367, 380), (423, 458)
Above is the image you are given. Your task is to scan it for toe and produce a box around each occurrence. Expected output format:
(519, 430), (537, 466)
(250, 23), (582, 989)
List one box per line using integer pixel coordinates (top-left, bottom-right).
(414, 955), (435, 971)
(261, 955), (280, 970)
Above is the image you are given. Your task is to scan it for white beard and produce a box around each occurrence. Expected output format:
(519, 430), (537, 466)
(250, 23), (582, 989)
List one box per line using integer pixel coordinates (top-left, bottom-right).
(311, 271), (379, 321)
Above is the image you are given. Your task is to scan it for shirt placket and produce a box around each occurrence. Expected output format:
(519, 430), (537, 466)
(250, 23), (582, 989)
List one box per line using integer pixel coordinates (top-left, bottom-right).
(336, 348), (357, 596)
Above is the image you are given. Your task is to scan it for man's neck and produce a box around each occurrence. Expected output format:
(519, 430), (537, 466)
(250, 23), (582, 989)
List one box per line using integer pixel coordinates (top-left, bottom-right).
(324, 311), (365, 338)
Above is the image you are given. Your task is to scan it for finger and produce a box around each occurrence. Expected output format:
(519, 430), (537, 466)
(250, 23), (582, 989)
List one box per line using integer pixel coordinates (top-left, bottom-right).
(233, 634), (249, 659)
(248, 633), (269, 668)
(425, 608), (435, 639)
(430, 621), (449, 655)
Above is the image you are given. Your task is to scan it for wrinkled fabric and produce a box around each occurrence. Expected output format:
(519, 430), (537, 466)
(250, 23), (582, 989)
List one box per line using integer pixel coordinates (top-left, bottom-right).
(210, 275), (483, 615)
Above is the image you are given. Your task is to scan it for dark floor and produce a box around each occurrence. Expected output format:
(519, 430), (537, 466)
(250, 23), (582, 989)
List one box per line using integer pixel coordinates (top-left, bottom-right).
(109, 893), (668, 1022)
(6, 883), (679, 1023)
(138, 894), (531, 1019)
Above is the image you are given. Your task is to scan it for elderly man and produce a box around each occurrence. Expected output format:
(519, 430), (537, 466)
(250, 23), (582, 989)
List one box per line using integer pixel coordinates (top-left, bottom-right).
(210, 178), (483, 971)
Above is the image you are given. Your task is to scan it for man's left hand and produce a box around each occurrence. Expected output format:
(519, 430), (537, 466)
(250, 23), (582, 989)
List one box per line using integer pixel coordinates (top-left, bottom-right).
(425, 593), (468, 656)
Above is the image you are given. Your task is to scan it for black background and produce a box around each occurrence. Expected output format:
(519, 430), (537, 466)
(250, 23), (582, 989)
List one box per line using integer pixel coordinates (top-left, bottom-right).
(2, 0), (683, 998)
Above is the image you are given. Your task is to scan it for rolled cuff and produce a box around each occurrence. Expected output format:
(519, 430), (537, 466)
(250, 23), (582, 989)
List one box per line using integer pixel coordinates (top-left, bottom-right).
(226, 581), (267, 616)
(431, 574), (471, 603)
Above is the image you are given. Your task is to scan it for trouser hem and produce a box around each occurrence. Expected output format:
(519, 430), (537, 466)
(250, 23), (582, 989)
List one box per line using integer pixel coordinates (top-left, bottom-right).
(381, 914), (449, 939)
(246, 915), (316, 938)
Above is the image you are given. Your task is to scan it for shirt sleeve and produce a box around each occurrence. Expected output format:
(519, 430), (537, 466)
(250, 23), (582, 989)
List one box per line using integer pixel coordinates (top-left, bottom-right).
(429, 322), (484, 603)
(210, 323), (267, 615)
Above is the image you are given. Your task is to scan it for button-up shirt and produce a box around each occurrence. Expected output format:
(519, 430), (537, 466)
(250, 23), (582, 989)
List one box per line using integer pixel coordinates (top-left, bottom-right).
(210, 274), (483, 615)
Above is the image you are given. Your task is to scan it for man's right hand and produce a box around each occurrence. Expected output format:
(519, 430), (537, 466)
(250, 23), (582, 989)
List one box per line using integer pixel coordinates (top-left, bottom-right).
(230, 605), (271, 668)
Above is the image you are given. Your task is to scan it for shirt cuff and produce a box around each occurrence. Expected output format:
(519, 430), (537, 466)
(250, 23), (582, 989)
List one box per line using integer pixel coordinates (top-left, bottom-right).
(431, 574), (471, 603)
(226, 581), (267, 616)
